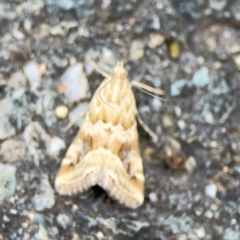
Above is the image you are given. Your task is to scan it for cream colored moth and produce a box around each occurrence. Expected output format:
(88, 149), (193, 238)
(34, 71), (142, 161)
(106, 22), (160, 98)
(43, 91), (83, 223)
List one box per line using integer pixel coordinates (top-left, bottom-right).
(55, 61), (164, 208)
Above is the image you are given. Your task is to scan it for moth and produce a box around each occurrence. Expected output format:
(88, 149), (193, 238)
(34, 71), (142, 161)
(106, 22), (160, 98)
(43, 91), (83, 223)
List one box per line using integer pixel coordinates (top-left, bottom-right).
(55, 60), (164, 208)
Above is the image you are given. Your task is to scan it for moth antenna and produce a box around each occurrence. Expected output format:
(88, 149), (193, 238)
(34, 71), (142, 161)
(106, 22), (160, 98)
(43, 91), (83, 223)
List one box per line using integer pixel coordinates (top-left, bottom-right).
(99, 79), (115, 109)
(136, 113), (159, 142)
(64, 109), (87, 132)
(88, 58), (111, 78)
(131, 81), (165, 96)
(134, 87), (166, 101)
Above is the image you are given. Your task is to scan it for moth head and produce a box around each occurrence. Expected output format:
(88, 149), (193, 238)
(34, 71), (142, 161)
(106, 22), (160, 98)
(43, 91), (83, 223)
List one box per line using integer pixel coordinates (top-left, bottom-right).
(112, 61), (128, 78)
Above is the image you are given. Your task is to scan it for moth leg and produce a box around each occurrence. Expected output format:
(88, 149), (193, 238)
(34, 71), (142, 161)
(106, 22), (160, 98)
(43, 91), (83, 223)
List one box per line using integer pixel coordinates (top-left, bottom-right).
(136, 113), (158, 142)
(64, 109), (87, 132)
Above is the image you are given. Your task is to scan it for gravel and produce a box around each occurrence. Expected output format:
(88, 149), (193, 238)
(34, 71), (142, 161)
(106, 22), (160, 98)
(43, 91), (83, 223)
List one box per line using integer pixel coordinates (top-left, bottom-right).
(0, 1), (240, 239)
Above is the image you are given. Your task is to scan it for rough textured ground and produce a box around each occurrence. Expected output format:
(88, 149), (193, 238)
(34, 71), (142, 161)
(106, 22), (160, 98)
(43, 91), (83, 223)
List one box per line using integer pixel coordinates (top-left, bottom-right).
(0, 0), (240, 239)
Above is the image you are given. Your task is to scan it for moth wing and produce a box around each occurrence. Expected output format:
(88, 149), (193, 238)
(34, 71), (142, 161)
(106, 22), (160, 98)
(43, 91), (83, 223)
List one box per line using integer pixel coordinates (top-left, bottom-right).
(100, 147), (145, 209)
(55, 137), (101, 195)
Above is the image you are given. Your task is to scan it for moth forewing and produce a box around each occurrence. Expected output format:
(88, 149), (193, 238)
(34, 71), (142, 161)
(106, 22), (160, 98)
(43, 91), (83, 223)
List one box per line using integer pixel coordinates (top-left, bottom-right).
(55, 61), (145, 208)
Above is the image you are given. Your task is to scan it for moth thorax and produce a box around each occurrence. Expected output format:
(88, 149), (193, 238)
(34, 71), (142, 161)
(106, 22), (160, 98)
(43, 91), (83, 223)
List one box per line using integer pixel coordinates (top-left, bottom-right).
(109, 75), (128, 103)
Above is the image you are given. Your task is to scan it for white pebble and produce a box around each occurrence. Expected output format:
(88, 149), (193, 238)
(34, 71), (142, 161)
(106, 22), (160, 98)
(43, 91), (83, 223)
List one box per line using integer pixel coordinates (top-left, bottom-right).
(96, 231), (104, 239)
(55, 105), (69, 119)
(47, 136), (66, 157)
(69, 102), (89, 127)
(162, 115), (173, 128)
(177, 119), (186, 130)
(174, 106), (182, 117)
(170, 79), (191, 96)
(0, 118), (15, 140)
(32, 175), (55, 211)
(209, 0), (227, 11)
(101, 0), (111, 9)
(101, 47), (116, 66)
(233, 54), (240, 70)
(192, 67), (210, 88)
(56, 214), (71, 229)
(8, 71), (27, 90)
(12, 29), (25, 40)
(149, 192), (158, 203)
(130, 40), (145, 61)
(3, 215), (10, 222)
(195, 227), (206, 238)
(151, 98), (162, 111)
(148, 34), (164, 49)
(205, 183), (217, 198)
(61, 63), (90, 103)
(34, 224), (49, 240)
(0, 163), (16, 203)
(9, 209), (18, 215)
(23, 61), (42, 90)
(204, 210), (213, 218)
(1, 138), (27, 162)
(184, 156), (197, 172)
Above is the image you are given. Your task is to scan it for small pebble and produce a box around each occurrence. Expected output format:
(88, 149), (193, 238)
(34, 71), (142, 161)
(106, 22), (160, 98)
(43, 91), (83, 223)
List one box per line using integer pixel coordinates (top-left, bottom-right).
(69, 102), (89, 127)
(177, 119), (186, 130)
(57, 214), (72, 229)
(3, 215), (10, 222)
(130, 40), (145, 61)
(51, 55), (68, 68)
(162, 116), (173, 128)
(51, 0), (74, 10)
(55, 105), (69, 119)
(184, 156), (197, 172)
(222, 166), (229, 173)
(47, 136), (66, 157)
(151, 15), (161, 30)
(209, 141), (218, 148)
(101, 0), (111, 9)
(100, 47), (116, 66)
(1, 139), (27, 162)
(209, 0), (227, 11)
(32, 175), (55, 211)
(205, 183), (218, 198)
(12, 29), (25, 40)
(96, 231), (104, 240)
(148, 34), (164, 48)
(211, 79), (229, 95)
(39, 63), (47, 76)
(72, 232), (80, 240)
(204, 210), (213, 218)
(144, 147), (154, 159)
(178, 234), (188, 240)
(34, 224), (49, 240)
(0, 118), (16, 140)
(23, 61), (42, 90)
(8, 71), (27, 89)
(61, 63), (90, 103)
(233, 54), (240, 70)
(192, 67), (210, 88)
(204, 111), (215, 124)
(149, 192), (158, 203)
(23, 18), (32, 32)
(195, 227), (206, 238)
(168, 41), (180, 59)
(210, 203), (218, 211)
(170, 79), (191, 96)
(151, 98), (162, 111)
(174, 106), (182, 117)
(9, 209), (18, 215)
(0, 163), (16, 203)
